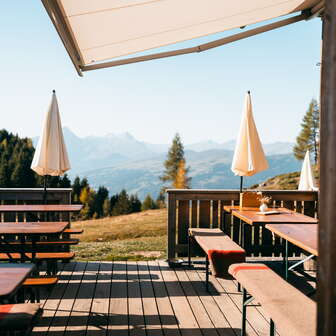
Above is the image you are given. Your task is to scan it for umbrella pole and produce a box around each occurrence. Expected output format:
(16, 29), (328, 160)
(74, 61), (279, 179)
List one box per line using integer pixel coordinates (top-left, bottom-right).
(43, 175), (47, 205)
(240, 176), (243, 193)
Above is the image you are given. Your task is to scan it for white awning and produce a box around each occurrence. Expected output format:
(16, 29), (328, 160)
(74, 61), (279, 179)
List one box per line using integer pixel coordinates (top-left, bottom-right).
(42, 0), (323, 75)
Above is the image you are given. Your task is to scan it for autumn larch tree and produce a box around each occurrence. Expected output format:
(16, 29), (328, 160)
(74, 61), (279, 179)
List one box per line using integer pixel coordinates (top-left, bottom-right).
(160, 133), (191, 189)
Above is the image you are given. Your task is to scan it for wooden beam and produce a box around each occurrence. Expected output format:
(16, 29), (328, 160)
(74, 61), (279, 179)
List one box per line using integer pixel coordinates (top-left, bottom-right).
(318, 0), (336, 334)
(41, 0), (83, 76)
(82, 13), (308, 72)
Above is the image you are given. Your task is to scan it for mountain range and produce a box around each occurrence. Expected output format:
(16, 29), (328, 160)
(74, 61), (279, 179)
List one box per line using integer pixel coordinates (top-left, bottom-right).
(33, 128), (299, 199)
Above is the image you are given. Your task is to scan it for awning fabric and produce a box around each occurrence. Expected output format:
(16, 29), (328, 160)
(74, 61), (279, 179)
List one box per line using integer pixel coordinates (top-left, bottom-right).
(42, 0), (321, 74)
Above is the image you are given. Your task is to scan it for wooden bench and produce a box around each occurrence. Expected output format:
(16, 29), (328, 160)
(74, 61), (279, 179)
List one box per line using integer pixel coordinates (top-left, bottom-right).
(0, 252), (75, 261)
(188, 228), (246, 290)
(23, 277), (58, 303)
(0, 252), (75, 275)
(0, 303), (41, 333)
(228, 263), (316, 336)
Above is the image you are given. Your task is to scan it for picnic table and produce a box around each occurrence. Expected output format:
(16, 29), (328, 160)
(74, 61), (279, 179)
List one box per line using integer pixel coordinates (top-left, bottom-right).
(266, 223), (318, 280)
(223, 205), (318, 225)
(222, 206), (318, 253)
(0, 222), (69, 263)
(0, 263), (35, 302)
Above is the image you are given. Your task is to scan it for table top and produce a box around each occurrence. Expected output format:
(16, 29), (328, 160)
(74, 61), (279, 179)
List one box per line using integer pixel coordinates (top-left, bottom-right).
(0, 204), (83, 212)
(266, 223), (318, 256)
(225, 206), (318, 225)
(0, 263), (35, 299)
(0, 222), (68, 234)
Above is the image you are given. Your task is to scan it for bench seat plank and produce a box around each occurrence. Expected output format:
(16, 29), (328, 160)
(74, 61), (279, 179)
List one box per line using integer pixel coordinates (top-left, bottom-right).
(63, 228), (83, 234)
(0, 252), (75, 261)
(23, 277), (58, 286)
(189, 228), (245, 277)
(229, 263), (316, 336)
(0, 303), (40, 330)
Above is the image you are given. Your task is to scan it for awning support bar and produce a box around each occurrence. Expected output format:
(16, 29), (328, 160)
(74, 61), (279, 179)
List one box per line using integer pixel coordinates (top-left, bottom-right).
(82, 12), (309, 72)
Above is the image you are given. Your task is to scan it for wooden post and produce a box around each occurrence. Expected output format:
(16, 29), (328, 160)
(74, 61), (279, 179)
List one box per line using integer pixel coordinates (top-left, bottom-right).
(167, 192), (177, 260)
(318, 1), (336, 334)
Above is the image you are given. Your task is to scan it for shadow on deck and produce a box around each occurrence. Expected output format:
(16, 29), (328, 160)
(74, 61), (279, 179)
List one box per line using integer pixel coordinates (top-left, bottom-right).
(32, 260), (316, 336)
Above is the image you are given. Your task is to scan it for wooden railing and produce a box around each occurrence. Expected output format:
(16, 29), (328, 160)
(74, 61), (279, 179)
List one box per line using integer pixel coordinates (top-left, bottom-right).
(0, 188), (72, 222)
(167, 189), (318, 259)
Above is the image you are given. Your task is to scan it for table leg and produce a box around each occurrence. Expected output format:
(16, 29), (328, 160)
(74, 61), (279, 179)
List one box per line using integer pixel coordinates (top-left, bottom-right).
(282, 239), (289, 280)
(20, 235), (26, 263)
(240, 220), (245, 249)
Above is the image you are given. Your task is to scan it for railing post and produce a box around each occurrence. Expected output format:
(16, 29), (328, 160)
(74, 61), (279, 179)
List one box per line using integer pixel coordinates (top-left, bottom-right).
(167, 191), (177, 260)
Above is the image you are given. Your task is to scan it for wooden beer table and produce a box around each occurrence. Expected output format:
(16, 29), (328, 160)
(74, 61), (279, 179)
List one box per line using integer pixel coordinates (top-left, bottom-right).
(0, 222), (69, 263)
(0, 263), (35, 301)
(222, 205), (317, 254)
(266, 223), (318, 280)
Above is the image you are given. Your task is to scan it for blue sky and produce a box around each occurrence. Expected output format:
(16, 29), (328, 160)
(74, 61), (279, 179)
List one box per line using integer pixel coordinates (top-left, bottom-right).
(1, 2), (321, 145)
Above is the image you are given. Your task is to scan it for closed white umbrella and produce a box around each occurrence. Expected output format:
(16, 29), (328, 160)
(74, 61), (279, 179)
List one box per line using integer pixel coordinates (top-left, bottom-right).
(298, 150), (317, 191)
(231, 91), (269, 191)
(31, 90), (71, 200)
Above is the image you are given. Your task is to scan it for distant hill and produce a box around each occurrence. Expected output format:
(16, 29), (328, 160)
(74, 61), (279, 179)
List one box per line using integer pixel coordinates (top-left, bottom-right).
(33, 127), (294, 172)
(250, 172), (301, 190)
(32, 128), (298, 199)
(82, 151), (301, 199)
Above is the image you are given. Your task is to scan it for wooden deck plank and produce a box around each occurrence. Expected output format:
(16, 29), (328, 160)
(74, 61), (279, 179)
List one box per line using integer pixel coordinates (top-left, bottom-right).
(158, 260), (203, 336)
(147, 260), (181, 336)
(127, 261), (146, 336)
(87, 261), (113, 335)
(29, 260), (313, 335)
(137, 261), (164, 336)
(32, 261), (76, 335)
(46, 261), (87, 335)
(107, 261), (129, 336)
(214, 275), (271, 336)
(174, 266), (222, 336)
(185, 265), (239, 336)
(64, 261), (100, 335)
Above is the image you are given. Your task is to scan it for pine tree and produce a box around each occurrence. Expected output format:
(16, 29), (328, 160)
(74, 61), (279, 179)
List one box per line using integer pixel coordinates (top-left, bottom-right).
(110, 194), (119, 214)
(141, 194), (157, 211)
(130, 194), (142, 213)
(112, 190), (131, 215)
(0, 160), (10, 187)
(72, 177), (81, 202)
(293, 99), (320, 164)
(93, 186), (109, 217)
(156, 188), (166, 209)
(160, 133), (191, 187)
(103, 198), (111, 217)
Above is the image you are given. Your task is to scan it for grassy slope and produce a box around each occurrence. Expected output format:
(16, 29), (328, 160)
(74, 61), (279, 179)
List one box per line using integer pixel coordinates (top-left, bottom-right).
(72, 209), (167, 261)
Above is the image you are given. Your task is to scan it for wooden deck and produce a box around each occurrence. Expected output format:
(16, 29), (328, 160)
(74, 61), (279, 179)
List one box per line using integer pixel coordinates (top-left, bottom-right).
(32, 260), (316, 336)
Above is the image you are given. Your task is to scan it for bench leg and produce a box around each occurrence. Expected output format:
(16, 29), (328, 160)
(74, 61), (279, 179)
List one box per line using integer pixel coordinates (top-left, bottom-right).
(188, 233), (191, 267)
(205, 254), (209, 292)
(241, 288), (247, 336)
(237, 282), (241, 292)
(270, 319), (275, 336)
(241, 287), (254, 336)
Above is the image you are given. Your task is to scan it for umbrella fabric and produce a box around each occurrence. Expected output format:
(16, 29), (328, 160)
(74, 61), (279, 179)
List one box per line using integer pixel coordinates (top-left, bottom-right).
(231, 92), (269, 177)
(298, 150), (317, 191)
(31, 92), (71, 176)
